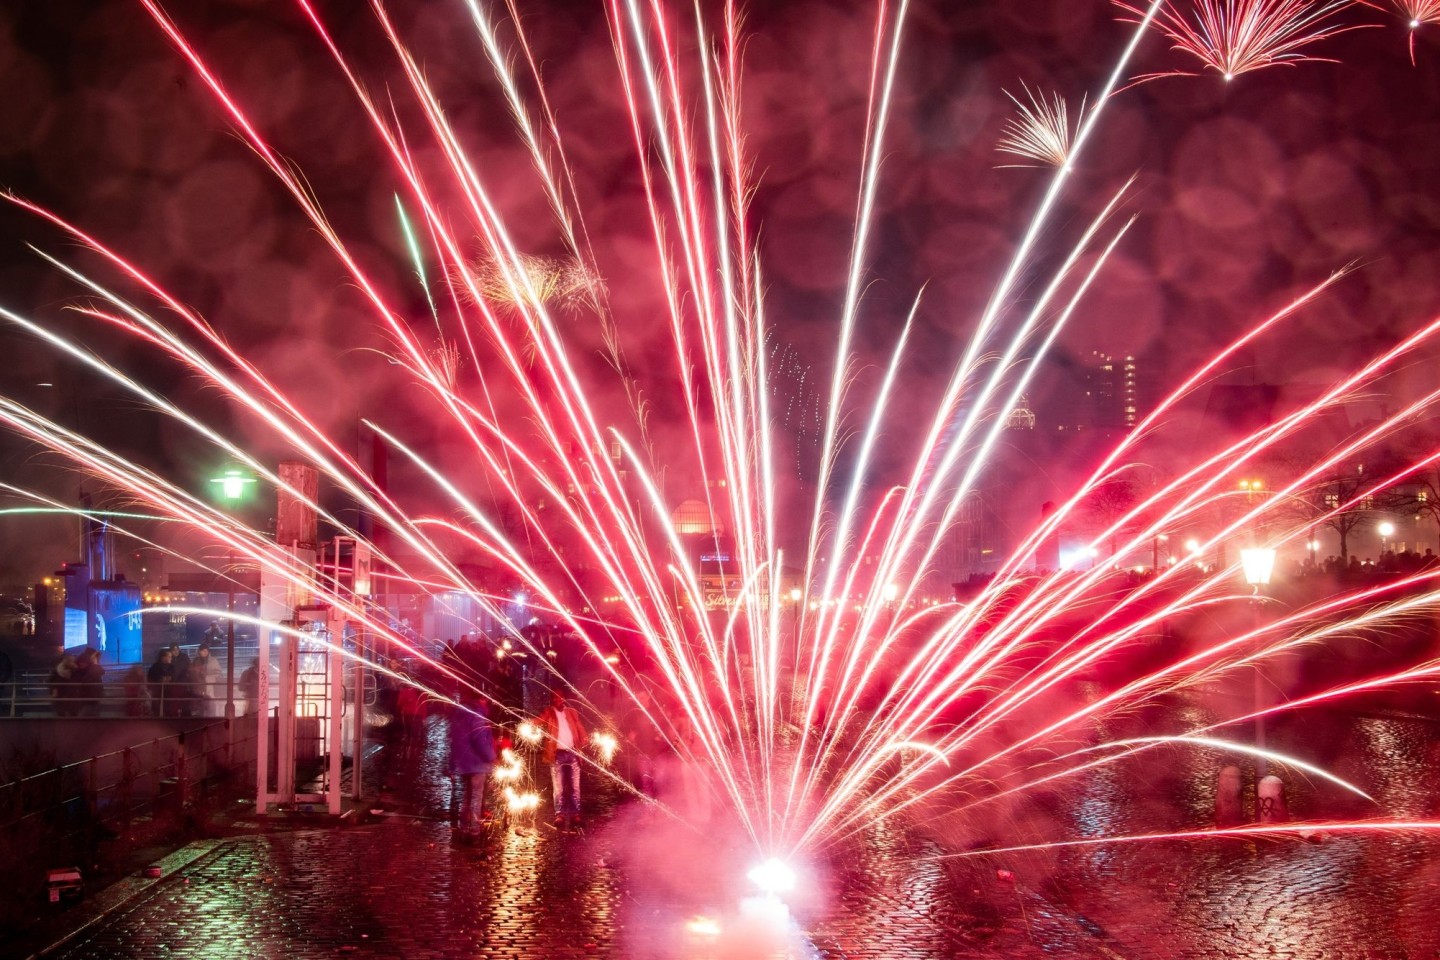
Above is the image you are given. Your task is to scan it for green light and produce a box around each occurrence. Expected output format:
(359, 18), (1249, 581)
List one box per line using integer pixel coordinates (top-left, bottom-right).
(210, 469), (256, 502)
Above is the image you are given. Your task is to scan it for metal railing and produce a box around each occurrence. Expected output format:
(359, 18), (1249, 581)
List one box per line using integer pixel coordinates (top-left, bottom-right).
(0, 720), (255, 848)
(2, 669), (252, 719)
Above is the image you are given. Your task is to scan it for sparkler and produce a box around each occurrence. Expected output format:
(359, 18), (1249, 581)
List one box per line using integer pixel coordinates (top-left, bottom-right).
(2, 0), (1439, 900)
(493, 748), (525, 783)
(503, 786), (541, 815)
(591, 731), (620, 764)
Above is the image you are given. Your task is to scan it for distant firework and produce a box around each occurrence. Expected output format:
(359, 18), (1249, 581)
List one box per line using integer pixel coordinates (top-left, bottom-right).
(1359, 0), (1440, 60)
(1114, 0), (1365, 81)
(997, 85), (1087, 168)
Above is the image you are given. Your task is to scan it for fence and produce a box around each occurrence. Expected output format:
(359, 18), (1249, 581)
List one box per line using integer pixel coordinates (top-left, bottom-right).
(2, 668), (253, 719)
(0, 719), (255, 851)
(0, 718), (259, 936)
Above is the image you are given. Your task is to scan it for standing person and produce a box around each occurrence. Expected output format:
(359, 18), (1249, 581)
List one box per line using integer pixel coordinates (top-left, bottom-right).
(539, 690), (587, 830)
(239, 657), (261, 715)
(621, 686), (664, 798)
(375, 658), (400, 742)
(192, 643), (222, 717)
(74, 648), (106, 716)
(395, 677), (429, 757)
(49, 652), (78, 717)
(447, 695), (497, 843)
(169, 645), (193, 716)
(147, 648), (175, 716)
(121, 664), (148, 717)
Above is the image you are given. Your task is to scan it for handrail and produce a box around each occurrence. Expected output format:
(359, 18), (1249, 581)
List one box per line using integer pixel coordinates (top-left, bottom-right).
(0, 722), (222, 793)
(2, 669), (250, 719)
(0, 719), (257, 843)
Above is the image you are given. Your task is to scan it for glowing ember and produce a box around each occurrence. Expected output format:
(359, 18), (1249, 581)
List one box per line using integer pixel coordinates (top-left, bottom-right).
(747, 858), (797, 897)
(684, 916), (721, 938)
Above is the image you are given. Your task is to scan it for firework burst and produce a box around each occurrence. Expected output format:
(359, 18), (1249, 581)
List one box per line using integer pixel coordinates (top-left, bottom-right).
(1, 0), (1439, 887)
(1115, 0), (1367, 80)
(996, 85), (1088, 169)
(462, 252), (601, 312)
(1359, 0), (1440, 60)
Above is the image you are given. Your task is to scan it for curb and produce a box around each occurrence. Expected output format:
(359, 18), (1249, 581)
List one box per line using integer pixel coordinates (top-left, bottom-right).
(24, 839), (228, 960)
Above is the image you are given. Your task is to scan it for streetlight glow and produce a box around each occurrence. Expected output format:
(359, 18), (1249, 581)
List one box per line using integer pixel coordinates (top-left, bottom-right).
(208, 466), (255, 732)
(1240, 547), (1276, 587)
(210, 468), (256, 502)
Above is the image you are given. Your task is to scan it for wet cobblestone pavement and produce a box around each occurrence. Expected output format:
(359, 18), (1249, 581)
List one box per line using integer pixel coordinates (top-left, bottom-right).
(30, 698), (1440, 959)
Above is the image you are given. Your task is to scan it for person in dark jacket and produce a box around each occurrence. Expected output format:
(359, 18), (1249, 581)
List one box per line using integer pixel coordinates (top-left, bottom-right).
(168, 645), (193, 716)
(147, 648), (175, 716)
(447, 694), (497, 842)
(73, 647), (106, 716)
(122, 664), (148, 717)
(49, 652), (79, 717)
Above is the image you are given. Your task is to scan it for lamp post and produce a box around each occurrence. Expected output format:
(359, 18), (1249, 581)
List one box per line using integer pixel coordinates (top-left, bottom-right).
(1240, 546), (1276, 778)
(209, 468), (256, 730)
(1378, 520), (1395, 558)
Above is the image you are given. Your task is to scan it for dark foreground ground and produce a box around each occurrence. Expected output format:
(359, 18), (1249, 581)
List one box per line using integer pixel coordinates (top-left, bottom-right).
(11, 691), (1440, 960)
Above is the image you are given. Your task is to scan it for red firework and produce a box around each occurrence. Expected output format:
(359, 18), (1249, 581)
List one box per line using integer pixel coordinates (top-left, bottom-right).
(1115, 0), (1367, 80)
(1358, 0), (1440, 61)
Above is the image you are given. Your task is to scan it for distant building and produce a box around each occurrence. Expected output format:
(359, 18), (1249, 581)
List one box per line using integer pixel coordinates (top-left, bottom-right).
(1005, 395), (1036, 430)
(1035, 349), (1151, 437)
(1087, 351), (1142, 431)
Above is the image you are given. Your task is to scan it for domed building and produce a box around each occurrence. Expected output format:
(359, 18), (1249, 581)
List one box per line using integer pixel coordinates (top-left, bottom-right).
(671, 498), (724, 537)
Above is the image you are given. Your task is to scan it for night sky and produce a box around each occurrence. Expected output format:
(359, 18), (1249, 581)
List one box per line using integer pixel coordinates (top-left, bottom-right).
(1, 0), (1439, 589)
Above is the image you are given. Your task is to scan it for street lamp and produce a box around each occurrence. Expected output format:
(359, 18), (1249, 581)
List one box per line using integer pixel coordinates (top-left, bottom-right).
(1378, 520), (1396, 556)
(209, 468), (256, 727)
(1240, 546), (1275, 778)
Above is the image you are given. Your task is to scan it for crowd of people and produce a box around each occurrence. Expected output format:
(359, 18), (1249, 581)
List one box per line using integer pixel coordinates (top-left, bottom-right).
(1300, 547), (1439, 580)
(143, 642), (224, 717)
(384, 631), (715, 842)
(45, 646), (106, 717)
(46, 641), (228, 717)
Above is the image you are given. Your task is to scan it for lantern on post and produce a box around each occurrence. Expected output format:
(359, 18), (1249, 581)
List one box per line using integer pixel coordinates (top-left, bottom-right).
(208, 468), (256, 726)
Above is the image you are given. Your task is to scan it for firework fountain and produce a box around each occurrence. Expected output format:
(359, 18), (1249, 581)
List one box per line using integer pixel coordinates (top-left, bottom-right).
(4, 0), (1440, 947)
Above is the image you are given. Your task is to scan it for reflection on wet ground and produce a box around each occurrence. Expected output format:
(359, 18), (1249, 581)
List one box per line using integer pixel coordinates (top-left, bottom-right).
(39, 698), (1440, 959)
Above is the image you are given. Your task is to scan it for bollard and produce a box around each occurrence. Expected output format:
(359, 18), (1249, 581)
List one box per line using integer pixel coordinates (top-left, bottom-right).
(1257, 774), (1288, 823)
(1215, 765), (1243, 827)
